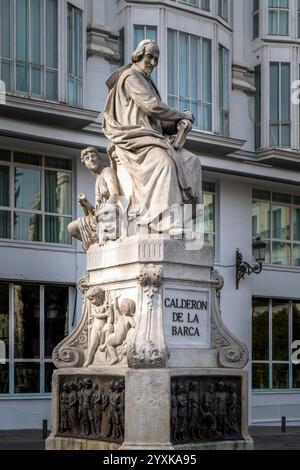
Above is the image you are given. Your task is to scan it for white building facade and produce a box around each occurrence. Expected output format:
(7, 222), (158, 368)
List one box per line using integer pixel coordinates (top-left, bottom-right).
(0, 0), (300, 429)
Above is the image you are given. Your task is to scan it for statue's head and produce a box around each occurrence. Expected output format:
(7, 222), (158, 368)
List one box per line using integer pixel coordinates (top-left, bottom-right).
(81, 146), (101, 173)
(86, 286), (106, 306)
(132, 39), (160, 78)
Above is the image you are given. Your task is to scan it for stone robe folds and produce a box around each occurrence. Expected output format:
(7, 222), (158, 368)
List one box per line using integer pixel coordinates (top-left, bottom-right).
(102, 64), (202, 230)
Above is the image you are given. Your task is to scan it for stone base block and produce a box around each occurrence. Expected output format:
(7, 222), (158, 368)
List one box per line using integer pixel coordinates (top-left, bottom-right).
(46, 367), (253, 451)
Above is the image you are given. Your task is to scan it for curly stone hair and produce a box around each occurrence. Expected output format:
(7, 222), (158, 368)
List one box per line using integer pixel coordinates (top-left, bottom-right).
(80, 146), (99, 164)
(131, 39), (160, 63)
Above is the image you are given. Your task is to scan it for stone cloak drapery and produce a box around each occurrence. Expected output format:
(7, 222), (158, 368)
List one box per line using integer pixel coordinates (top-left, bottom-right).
(102, 64), (202, 229)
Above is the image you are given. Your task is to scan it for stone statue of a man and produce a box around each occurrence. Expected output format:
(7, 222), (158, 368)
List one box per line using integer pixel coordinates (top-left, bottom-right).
(103, 39), (202, 234)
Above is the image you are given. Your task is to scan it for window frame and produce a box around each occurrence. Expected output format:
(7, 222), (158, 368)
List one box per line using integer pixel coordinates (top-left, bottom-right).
(0, 282), (75, 398)
(252, 297), (300, 392)
(252, 189), (300, 267)
(0, 149), (74, 247)
(268, 0), (289, 37)
(167, 28), (213, 132)
(253, 0), (260, 39)
(0, 0), (85, 107)
(269, 61), (291, 149)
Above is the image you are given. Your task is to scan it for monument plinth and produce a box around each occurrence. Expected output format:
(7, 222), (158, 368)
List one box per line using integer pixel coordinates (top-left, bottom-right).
(47, 238), (252, 450)
(46, 38), (253, 451)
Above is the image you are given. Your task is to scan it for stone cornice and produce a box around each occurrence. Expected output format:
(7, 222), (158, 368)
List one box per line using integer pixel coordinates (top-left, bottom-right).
(86, 23), (120, 62)
(232, 63), (255, 95)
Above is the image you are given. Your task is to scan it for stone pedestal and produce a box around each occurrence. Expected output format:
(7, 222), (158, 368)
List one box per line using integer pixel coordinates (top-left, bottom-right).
(46, 237), (253, 451)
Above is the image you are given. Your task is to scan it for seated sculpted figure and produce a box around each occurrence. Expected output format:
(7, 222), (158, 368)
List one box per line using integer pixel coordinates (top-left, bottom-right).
(103, 39), (202, 234)
(68, 146), (119, 250)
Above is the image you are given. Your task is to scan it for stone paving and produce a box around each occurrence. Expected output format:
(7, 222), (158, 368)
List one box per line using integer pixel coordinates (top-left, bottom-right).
(0, 427), (300, 450)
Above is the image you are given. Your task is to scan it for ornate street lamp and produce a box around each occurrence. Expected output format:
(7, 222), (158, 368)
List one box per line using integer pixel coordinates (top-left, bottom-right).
(236, 237), (266, 289)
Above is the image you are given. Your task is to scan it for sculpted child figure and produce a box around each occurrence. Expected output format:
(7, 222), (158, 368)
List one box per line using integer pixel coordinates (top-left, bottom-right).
(83, 287), (113, 367)
(68, 146), (119, 250)
(102, 294), (136, 366)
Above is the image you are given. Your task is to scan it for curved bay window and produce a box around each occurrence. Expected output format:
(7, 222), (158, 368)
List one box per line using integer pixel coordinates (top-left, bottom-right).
(0, 282), (74, 396)
(0, 0), (58, 100)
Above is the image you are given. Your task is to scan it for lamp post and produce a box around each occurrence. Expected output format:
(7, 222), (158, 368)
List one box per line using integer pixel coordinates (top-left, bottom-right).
(236, 237), (266, 289)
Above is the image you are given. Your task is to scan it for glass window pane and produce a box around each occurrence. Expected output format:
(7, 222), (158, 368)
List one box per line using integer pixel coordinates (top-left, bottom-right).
(76, 80), (83, 108)
(14, 212), (42, 242)
(45, 157), (72, 171)
(272, 300), (289, 361)
(0, 165), (9, 207)
(14, 362), (40, 394)
(204, 193), (215, 233)
(14, 167), (41, 210)
(74, 9), (83, 78)
(252, 200), (271, 238)
(292, 303), (300, 344)
(45, 216), (72, 245)
(30, 0), (42, 65)
(179, 33), (188, 99)
(269, 11), (278, 34)
(31, 66), (43, 97)
(292, 364), (300, 389)
(0, 210), (11, 239)
(272, 241), (291, 265)
(16, 63), (29, 93)
(46, 0), (58, 68)
(0, 363), (9, 394)
(281, 64), (290, 121)
(45, 363), (55, 393)
(272, 205), (290, 240)
(14, 152), (42, 166)
(0, 284), (9, 358)
(67, 76), (75, 106)
(44, 286), (69, 359)
(16, 0), (29, 61)
(45, 171), (72, 215)
(0, 149), (11, 162)
(293, 207), (300, 242)
(279, 11), (288, 35)
(203, 39), (212, 105)
(46, 69), (58, 101)
(252, 363), (269, 389)
(134, 26), (145, 47)
(293, 245), (300, 266)
(270, 63), (279, 121)
(253, 189), (271, 201)
(273, 192), (291, 204)
(14, 284), (40, 359)
(273, 364), (289, 389)
(168, 30), (177, 97)
(0, 0), (12, 58)
(252, 298), (269, 361)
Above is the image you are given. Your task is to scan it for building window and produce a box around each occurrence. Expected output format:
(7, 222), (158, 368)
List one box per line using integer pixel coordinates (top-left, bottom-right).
(269, 62), (291, 148)
(298, 0), (300, 38)
(252, 189), (300, 266)
(0, 149), (73, 245)
(203, 181), (216, 254)
(218, 0), (229, 21)
(252, 298), (300, 391)
(134, 25), (158, 83)
(67, 3), (83, 107)
(168, 30), (212, 131)
(0, 0), (58, 100)
(0, 282), (72, 396)
(255, 64), (261, 149)
(170, 0), (210, 10)
(253, 0), (260, 39)
(268, 0), (289, 36)
(218, 45), (230, 137)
